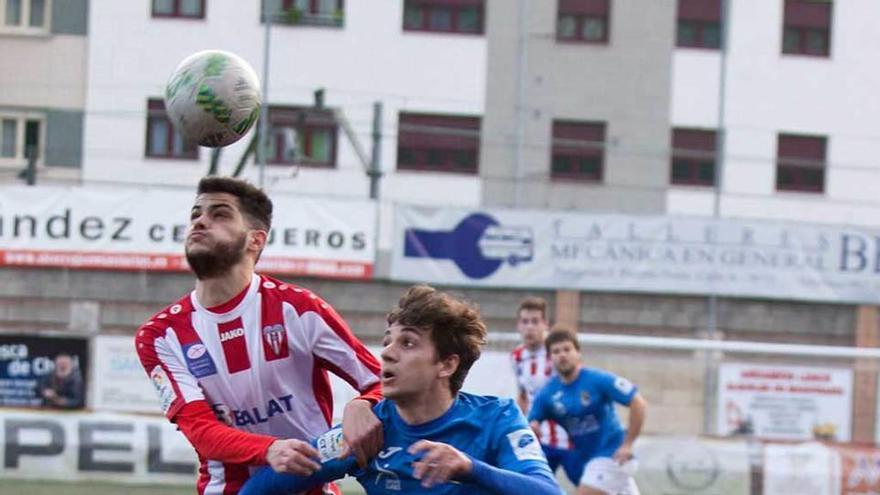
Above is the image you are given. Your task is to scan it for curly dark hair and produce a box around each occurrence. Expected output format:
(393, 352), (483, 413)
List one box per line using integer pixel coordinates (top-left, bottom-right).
(387, 285), (488, 394)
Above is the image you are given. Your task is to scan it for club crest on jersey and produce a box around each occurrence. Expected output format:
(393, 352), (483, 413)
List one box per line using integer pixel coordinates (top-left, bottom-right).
(581, 391), (592, 407)
(262, 324), (289, 361)
(182, 342), (217, 378)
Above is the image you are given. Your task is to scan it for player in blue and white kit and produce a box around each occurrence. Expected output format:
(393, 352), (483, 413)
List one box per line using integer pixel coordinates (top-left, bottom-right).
(240, 285), (564, 495)
(529, 328), (647, 495)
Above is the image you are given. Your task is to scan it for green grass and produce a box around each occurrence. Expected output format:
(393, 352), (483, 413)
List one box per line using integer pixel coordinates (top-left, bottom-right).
(0, 480), (366, 495)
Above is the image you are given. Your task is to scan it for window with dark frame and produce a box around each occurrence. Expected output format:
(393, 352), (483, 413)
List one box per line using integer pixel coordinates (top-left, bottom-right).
(402, 0), (484, 35)
(397, 112), (480, 174)
(151, 0), (205, 19)
(551, 120), (605, 182)
(676, 0), (721, 49)
(782, 0), (832, 57)
(556, 0), (609, 44)
(266, 106), (338, 167)
(145, 99), (199, 160)
(776, 133), (826, 193)
(262, 0), (345, 27)
(670, 128), (716, 187)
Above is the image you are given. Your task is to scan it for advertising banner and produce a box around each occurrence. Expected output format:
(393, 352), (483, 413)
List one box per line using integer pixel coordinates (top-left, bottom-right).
(0, 186), (375, 279)
(834, 444), (880, 495)
(0, 335), (88, 409)
(717, 363), (852, 441)
(764, 442), (841, 495)
(0, 409), (196, 485)
(391, 206), (880, 303)
(634, 436), (750, 495)
(91, 335), (162, 414)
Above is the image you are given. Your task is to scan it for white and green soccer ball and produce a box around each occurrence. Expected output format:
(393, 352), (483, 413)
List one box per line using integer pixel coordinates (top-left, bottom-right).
(164, 49), (261, 148)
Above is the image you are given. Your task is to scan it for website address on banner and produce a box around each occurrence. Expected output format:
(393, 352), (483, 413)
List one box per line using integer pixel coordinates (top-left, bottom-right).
(1, 250), (372, 279)
(1, 249), (182, 271)
(257, 257), (373, 279)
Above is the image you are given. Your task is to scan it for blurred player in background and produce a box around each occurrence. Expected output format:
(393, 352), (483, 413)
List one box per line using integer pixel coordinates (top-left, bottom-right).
(529, 328), (647, 495)
(510, 297), (580, 483)
(240, 285), (564, 495)
(135, 176), (383, 495)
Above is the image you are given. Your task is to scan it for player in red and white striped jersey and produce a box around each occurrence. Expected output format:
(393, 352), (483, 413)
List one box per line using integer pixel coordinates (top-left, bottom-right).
(510, 297), (580, 484)
(135, 177), (383, 495)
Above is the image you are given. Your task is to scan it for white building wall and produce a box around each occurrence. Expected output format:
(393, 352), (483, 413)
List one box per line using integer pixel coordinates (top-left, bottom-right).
(83, 0), (485, 207)
(668, 0), (880, 227)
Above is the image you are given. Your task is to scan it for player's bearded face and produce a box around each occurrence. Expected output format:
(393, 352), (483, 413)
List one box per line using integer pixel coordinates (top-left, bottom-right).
(550, 342), (580, 377)
(185, 227), (248, 279)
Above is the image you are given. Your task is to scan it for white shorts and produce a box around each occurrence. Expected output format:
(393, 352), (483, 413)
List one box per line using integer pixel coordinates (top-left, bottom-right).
(579, 457), (640, 495)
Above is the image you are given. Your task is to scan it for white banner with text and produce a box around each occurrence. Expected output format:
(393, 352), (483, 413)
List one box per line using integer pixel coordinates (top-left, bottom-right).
(0, 186), (375, 279)
(391, 206), (880, 303)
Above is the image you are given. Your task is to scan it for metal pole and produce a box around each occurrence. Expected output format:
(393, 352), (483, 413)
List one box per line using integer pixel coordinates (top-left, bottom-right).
(257, 8), (272, 188)
(512, 0), (529, 207)
(369, 101), (383, 200)
(704, 0), (731, 435)
(24, 145), (36, 186)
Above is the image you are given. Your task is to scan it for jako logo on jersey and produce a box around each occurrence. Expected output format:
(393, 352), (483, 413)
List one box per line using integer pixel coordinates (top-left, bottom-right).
(219, 327), (245, 342)
(374, 447), (403, 491)
(403, 213), (534, 280)
(218, 318), (251, 373)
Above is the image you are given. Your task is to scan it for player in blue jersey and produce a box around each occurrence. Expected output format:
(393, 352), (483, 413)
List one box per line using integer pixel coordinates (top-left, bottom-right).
(529, 328), (647, 495)
(239, 285), (564, 495)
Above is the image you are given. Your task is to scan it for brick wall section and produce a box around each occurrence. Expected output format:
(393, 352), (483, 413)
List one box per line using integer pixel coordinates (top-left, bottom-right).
(554, 290), (580, 330)
(853, 305), (879, 443)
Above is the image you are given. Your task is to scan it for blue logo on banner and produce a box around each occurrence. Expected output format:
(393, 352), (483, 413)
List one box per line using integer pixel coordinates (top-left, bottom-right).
(182, 343), (217, 378)
(403, 213), (534, 279)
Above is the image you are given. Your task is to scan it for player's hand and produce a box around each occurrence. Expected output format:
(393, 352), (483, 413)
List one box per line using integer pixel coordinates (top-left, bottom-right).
(340, 399), (383, 468)
(409, 440), (472, 488)
(613, 443), (634, 464)
(266, 439), (321, 476)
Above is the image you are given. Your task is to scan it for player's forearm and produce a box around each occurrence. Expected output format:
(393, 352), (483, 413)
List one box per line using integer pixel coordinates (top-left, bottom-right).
(175, 400), (276, 464)
(465, 457), (564, 495)
(623, 394), (647, 446)
(355, 380), (383, 405)
(238, 461), (349, 495)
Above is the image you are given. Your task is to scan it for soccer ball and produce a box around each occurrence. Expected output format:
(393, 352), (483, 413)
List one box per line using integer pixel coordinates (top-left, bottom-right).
(164, 50), (261, 148)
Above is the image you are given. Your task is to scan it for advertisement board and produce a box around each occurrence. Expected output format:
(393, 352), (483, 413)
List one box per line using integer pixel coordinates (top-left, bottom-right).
(0, 335), (88, 409)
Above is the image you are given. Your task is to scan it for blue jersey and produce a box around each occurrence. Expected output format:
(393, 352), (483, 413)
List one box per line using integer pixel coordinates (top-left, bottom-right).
(528, 367), (637, 460)
(241, 392), (560, 495)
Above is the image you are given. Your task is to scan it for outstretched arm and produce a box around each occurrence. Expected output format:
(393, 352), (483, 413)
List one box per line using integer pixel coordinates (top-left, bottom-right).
(239, 427), (356, 495)
(409, 440), (563, 495)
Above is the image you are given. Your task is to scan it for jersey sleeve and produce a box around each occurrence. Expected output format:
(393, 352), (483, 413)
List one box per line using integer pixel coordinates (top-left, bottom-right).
(238, 426), (356, 495)
(134, 321), (204, 420)
(462, 400), (561, 494)
(298, 294), (383, 404)
(527, 387), (550, 423)
(492, 400), (553, 472)
(596, 369), (638, 406)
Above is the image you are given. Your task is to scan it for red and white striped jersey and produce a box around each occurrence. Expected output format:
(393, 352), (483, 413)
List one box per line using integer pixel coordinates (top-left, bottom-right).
(510, 344), (570, 449)
(136, 274), (381, 495)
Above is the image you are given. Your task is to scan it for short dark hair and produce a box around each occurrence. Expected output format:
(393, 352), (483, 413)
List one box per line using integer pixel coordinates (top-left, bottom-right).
(387, 285), (487, 394)
(518, 296), (547, 320)
(545, 326), (580, 353)
(197, 176), (273, 231)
